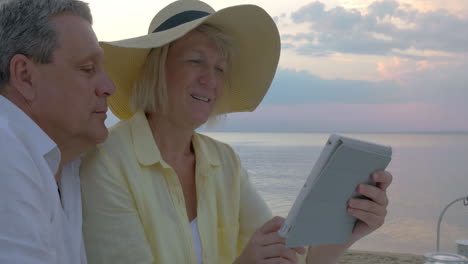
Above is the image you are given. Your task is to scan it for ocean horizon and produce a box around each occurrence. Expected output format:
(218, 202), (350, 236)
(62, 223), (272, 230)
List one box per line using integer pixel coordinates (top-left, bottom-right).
(201, 132), (468, 255)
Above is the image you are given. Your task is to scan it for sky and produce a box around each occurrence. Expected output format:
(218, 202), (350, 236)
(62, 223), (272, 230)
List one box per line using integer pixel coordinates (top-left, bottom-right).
(88, 0), (468, 133)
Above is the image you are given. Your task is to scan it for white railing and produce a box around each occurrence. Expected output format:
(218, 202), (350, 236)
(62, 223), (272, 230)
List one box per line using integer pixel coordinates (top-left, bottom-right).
(436, 196), (468, 252)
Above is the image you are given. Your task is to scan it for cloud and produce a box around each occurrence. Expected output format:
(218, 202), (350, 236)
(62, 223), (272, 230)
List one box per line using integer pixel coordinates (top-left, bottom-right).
(377, 57), (434, 79)
(398, 56), (468, 104)
(282, 33), (315, 42)
(368, 0), (400, 18)
(265, 68), (399, 104)
(284, 0), (468, 56)
(201, 103), (468, 133)
(265, 66), (468, 105)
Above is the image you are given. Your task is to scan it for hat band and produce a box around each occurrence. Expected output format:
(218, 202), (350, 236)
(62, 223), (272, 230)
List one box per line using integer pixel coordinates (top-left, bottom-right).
(153, 10), (210, 33)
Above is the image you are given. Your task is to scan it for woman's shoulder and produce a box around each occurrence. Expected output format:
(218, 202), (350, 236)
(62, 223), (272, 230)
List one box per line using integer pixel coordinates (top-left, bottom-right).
(94, 119), (133, 153)
(195, 132), (240, 163)
(81, 119), (136, 174)
(196, 132), (235, 152)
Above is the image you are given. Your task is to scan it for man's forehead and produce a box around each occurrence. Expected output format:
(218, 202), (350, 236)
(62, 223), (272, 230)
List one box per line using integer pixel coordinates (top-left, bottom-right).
(50, 14), (102, 62)
(69, 48), (104, 63)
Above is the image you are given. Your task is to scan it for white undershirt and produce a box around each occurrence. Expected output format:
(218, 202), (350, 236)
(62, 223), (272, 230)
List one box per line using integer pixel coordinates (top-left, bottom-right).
(190, 218), (203, 264)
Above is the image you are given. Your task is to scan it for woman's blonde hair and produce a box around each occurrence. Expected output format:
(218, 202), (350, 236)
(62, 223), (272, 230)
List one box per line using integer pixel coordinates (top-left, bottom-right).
(130, 23), (233, 120)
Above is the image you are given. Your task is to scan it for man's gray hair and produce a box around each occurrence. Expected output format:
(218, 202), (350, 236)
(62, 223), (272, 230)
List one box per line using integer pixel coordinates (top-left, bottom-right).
(0, 0), (92, 88)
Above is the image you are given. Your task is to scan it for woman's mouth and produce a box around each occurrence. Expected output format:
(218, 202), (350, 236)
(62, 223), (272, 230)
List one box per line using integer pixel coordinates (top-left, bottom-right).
(191, 94), (210, 102)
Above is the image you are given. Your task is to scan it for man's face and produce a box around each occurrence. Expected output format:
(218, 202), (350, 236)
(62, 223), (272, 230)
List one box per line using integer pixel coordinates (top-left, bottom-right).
(32, 14), (115, 146)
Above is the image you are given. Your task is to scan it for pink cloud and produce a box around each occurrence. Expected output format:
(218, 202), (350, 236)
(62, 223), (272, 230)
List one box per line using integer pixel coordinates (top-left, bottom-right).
(377, 57), (452, 81)
(398, 0), (468, 16)
(226, 103), (468, 132)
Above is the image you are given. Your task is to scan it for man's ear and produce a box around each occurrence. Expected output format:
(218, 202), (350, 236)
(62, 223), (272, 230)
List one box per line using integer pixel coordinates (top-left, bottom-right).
(9, 54), (38, 101)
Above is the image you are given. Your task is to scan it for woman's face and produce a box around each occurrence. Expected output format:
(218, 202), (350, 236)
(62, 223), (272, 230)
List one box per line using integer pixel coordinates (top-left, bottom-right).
(164, 30), (227, 129)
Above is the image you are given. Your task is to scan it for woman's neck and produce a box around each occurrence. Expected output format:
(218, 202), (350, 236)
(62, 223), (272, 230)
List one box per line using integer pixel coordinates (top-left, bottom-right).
(146, 112), (195, 163)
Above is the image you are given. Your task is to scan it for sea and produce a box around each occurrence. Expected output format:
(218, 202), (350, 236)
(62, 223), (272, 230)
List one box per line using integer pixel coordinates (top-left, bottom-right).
(201, 132), (468, 255)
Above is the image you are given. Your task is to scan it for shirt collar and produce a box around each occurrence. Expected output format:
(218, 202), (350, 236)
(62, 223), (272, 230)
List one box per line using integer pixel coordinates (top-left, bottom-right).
(131, 111), (165, 167)
(192, 133), (220, 167)
(0, 95), (61, 173)
(130, 111), (219, 167)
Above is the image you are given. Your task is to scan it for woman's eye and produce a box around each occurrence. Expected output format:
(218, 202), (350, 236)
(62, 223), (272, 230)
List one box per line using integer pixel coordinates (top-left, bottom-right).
(189, 59), (201, 64)
(81, 66), (96, 74)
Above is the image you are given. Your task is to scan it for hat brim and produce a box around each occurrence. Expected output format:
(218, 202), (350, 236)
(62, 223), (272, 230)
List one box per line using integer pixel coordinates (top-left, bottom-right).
(101, 4), (280, 120)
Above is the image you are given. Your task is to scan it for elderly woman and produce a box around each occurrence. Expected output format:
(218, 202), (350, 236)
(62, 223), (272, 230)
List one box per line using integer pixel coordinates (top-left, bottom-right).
(80, 1), (392, 264)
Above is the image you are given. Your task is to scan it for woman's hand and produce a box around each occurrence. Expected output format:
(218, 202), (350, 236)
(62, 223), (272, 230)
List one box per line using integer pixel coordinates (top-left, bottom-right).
(347, 170), (393, 244)
(234, 216), (305, 264)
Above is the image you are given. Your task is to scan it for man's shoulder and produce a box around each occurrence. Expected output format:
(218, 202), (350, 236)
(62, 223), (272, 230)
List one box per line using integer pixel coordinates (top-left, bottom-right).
(0, 119), (55, 264)
(0, 117), (45, 191)
(0, 116), (31, 160)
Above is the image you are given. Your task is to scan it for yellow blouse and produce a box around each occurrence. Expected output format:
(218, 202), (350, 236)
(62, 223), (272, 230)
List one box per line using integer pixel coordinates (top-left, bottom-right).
(80, 111), (273, 264)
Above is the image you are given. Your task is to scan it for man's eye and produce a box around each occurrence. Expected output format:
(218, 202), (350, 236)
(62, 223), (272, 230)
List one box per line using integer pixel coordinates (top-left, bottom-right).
(189, 59), (201, 64)
(215, 66), (225, 73)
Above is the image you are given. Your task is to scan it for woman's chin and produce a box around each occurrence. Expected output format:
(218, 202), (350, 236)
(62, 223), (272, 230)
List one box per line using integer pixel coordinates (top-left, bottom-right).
(189, 116), (210, 129)
(188, 110), (211, 124)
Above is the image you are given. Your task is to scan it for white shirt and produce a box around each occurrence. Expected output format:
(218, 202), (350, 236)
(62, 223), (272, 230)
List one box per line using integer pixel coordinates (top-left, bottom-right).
(0, 95), (86, 264)
(190, 218), (203, 264)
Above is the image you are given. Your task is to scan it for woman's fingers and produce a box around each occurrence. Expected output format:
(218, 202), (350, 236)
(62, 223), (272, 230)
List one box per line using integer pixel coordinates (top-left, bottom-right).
(291, 246), (306, 255)
(346, 170), (393, 243)
(264, 258), (296, 264)
(259, 231), (287, 246)
(348, 207), (384, 229)
(235, 216), (305, 264)
(260, 244), (298, 263)
(258, 216), (285, 235)
(349, 198), (387, 217)
(372, 170), (393, 191)
(356, 183), (389, 206)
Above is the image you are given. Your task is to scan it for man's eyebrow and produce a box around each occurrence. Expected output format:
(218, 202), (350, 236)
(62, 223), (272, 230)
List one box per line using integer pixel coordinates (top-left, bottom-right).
(72, 49), (104, 64)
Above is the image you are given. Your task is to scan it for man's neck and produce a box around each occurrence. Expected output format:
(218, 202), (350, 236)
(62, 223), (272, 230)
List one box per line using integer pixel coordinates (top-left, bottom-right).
(59, 137), (89, 162)
(54, 136), (91, 183)
(54, 163), (63, 183)
(3, 86), (87, 183)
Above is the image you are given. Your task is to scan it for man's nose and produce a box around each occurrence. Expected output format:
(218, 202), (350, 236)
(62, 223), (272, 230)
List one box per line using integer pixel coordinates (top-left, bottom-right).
(96, 71), (116, 97)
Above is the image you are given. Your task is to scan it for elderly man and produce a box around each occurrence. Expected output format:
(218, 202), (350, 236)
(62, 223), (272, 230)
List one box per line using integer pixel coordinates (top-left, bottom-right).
(0, 0), (114, 263)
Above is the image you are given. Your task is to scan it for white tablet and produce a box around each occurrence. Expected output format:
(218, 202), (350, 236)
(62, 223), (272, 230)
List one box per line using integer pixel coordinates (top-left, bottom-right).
(278, 134), (392, 247)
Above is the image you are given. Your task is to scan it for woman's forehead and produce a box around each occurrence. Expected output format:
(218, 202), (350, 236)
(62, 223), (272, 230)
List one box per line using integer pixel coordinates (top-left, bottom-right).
(170, 31), (226, 59)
